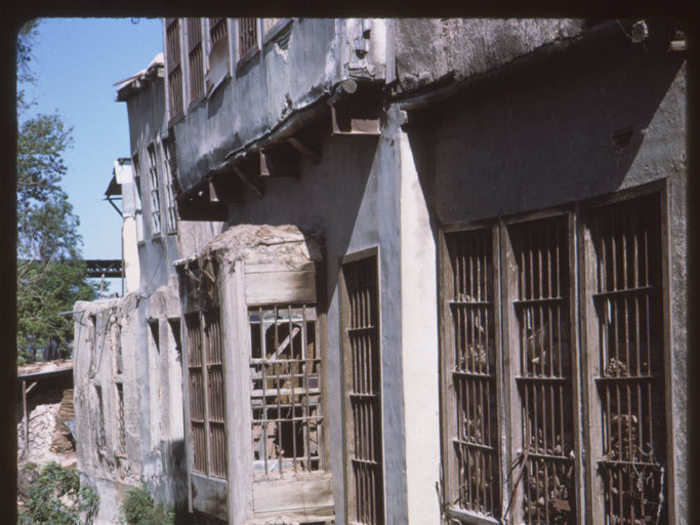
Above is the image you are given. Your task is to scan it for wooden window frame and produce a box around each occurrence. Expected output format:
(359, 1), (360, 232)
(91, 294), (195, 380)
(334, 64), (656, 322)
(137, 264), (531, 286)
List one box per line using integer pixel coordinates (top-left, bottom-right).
(236, 17), (260, 69)
(181, 261), (228, 483)
(579, 182), (671, 525)
(165, 18), (184, 123)
(248, 303), (324, 480)
(187, 18), (205, 106)
(438, 182), (672, 524)
(161, 137), (178, 235)
(340, 247), (386, 525)
(146, 143), (162, 238)
(438, 223), (504, 524)
(500, 209), (584, 525)
(206, 17), (231, 97)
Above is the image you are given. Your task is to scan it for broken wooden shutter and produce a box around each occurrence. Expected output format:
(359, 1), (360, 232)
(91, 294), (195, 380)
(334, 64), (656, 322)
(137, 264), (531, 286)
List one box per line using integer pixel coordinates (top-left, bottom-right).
(443, 228), (500, 518)
(506, 216), (577, 524)
(587, 193), (666, 524)
(187, 18), (204, 102)
(166, 18), (183, 119)
(342, 254), (384, 525)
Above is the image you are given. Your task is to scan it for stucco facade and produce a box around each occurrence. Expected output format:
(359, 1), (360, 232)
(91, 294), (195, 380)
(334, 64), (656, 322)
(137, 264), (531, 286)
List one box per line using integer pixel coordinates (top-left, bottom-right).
(74, 17), (687, 525)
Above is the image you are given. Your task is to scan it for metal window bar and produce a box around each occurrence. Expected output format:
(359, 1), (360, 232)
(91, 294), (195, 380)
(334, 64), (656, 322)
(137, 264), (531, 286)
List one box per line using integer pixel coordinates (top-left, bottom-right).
(591, 195), (665, 524)
(161, 140), (178, 233)
(238, 18), (258, 59)
(210, 17), (228, 44)
(445, 229), (500, 518)
(166, 19), (183, 118)
(147, 145), (161, 235)
(205, 309), (227, 478)
(186, 312), (207, 474)
(249, 304), (322, 479)
(187, 18), (204, 102)
(345, 257), (384, 525)
(510, 216), (576, 523)
(116, 383), (126, 455)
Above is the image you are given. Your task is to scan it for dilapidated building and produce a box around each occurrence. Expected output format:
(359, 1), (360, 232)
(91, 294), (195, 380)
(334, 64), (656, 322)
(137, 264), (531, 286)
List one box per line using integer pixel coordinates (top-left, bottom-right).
(74, 17), (687, 525)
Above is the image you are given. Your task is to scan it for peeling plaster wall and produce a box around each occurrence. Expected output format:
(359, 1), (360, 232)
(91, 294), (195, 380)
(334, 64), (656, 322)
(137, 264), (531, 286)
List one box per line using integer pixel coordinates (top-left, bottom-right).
(172, 18), (387, 194)
(74, 288), (186, 523)
(403, 21), (687, 524)
(224, 108), (408, 523)
(393, 18), (585, 94)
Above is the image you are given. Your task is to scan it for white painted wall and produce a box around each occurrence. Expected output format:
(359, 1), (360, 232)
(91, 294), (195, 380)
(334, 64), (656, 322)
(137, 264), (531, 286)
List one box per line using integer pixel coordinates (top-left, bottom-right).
(399, 124), (441, 524)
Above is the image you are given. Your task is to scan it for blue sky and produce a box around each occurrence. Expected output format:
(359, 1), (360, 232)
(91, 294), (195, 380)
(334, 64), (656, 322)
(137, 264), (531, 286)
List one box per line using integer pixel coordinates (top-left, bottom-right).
(22, 18), (163, 290)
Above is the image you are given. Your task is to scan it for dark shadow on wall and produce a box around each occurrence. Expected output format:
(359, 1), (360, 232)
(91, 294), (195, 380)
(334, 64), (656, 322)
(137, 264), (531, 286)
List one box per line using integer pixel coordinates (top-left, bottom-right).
(226, 133), (380, 309)
(405, 20), (686, 226)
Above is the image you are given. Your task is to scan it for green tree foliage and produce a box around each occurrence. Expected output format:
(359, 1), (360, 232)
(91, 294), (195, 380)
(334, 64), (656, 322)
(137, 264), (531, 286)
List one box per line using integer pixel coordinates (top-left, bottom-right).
(119, 485), (174, 525)
(16, 20), (97, 364)
(18, 462), (99, 525)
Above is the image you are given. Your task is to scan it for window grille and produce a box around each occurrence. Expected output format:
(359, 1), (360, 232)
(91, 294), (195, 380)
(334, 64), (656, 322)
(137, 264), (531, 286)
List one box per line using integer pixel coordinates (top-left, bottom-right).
(147, 144), (161, 236)
(210, 18), (227, 45)
(114, 323), (123, 374)
(445, 229), (500, 517)
(116, 383), (126, 455)
(132, 153), (145, 243)
(161, 138), (178, 234)
(187, 18), (204, 102)
(166, 19), (183, 119)
(238, 18), (258, 60)
(508, 216), (576, 523)
(161, 138), (177, 233)
(589, 195), (665, 524)
(343, 256), (384, 525)
(249, 304), (322, 478)
(186, 308), (227, 479)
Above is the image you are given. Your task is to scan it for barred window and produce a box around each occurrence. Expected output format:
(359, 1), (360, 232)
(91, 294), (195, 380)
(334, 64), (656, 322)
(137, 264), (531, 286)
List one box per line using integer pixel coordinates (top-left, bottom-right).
(440, 188), (668, 524)
(586, 193), (666, 524)
(249, 304), (322, 478)
(210, 17), (227, 45)
(147, 144), (161, 236)
(443, 229), (500, 517)
(131, 153), (144, 243)
(186, 308), (227, 479)
(166, 18), (183, 119)
(161, 138), (178, 234)
(341, 254), (384, 525)
(187, 18), (204, 102)
(506, 216), (577, 523)
(238, 18), (258, 61)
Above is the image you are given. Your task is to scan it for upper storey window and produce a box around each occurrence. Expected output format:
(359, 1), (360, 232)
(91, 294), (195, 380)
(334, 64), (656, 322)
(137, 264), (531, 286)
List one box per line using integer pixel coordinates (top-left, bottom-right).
(166, 18), (184, 120)
(207, 18), (230, 94)
(238, 18), (258, 64)
(187, 18), (205, 103)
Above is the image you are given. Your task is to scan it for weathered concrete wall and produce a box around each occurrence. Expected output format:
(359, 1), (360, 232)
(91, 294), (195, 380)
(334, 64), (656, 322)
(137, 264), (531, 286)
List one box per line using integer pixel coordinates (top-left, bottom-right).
(406, 25), (686, 226)
(74, 289), (185, 524)
(393, 18), (585, 95)
(224, 111), (408, 523)
(402, 21), (687, 524)
(172, 18), (388, 194)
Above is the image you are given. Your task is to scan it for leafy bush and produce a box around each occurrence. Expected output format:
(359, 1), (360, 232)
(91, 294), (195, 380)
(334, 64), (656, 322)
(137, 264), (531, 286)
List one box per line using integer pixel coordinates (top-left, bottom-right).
(119, 485), (174, 525)
(18, 462), (99, 525)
